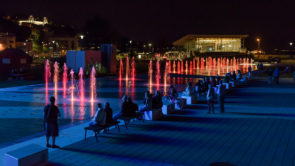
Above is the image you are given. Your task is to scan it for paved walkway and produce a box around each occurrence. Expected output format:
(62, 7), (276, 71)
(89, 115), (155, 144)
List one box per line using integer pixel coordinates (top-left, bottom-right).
(46, 77), (295, 166)
(1, 77), (295, 166)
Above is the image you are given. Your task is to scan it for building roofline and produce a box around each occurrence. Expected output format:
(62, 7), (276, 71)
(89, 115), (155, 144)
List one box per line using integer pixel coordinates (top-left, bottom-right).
(173, 34), (248, 46)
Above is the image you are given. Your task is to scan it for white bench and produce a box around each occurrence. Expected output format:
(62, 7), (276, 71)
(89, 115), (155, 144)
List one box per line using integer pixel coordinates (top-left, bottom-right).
(229, 81), (236, 88)
(5, 144), (48, 166)
(162, 104), (175, 115)
(144, 108), (163, 120)
(222, 83), (231, 90)
(175, 98), (186, 111)
(180, 95), (197, 105)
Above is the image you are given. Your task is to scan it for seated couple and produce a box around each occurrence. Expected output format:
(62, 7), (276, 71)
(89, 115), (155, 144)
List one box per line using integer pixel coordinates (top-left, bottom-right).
(138, 90), (163, 113)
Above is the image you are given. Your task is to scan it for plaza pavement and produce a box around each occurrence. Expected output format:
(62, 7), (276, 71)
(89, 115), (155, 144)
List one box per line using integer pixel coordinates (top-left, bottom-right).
(47, 77), (295, 166)
(1, 77), (295, 165)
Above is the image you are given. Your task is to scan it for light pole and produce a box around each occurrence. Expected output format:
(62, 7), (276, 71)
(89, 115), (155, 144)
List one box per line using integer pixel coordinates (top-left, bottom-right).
(256, 38), (261, 51)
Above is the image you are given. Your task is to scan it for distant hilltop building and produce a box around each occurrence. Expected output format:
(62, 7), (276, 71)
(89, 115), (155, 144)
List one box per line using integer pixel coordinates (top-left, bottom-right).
(18, 15), (48, 27)
(173, 34), (248, 53)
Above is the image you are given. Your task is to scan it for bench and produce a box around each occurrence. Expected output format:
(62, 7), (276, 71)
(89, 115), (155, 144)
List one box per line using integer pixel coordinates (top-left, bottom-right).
(175, 98), (186, 111)
(162, 104), (175, 115)
(117, 116), (138, 130)
(84, 121), (120, 142)
(5, 144), (48, 166)
(144, 108), (163, 120)
(180, 95), (197, 105)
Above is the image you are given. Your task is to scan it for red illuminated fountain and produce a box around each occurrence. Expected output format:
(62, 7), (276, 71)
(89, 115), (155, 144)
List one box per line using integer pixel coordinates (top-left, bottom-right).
(78, 67), (85, 119)
(45, 60), (51, 105)
(119, 59), (124, 81)
(90, 67), (96, 117)
(90, 67), (96, 103)
(125, 56), (129, 82)
(148, 60), (153, 93)
(173, 61), (176, 73)
(164, 61), (169, 94)
(70, 69), (75, 102)
(168, 61), (171, 73)
(131, 57), (136, 82)
(53, 61), (59, 101)
(156, 60), (161, 90)
(63, 63), (68, 98)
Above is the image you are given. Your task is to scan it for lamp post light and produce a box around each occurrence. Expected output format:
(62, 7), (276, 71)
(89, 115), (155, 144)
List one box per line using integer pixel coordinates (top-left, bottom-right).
(256, 38), (261, 51)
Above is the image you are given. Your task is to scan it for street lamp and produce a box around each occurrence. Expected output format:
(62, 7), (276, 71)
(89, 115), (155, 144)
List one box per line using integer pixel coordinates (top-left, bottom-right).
(289, 42), (293, 46)
(256, 38), (261, 51)
(80, 35), (84, 40)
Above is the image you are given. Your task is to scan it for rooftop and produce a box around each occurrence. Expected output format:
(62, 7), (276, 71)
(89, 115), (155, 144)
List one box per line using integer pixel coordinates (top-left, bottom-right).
(173, 34), (248, 46)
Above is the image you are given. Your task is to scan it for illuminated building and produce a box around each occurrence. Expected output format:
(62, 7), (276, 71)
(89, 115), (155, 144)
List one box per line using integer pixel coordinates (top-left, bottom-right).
(18, 15), (48, 27)
(173, 34), (248, 53)
(0, 33), (16, 51)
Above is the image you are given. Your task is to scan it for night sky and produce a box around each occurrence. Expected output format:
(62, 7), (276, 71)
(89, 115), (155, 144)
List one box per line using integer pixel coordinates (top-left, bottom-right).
(1, 0), (295, 49)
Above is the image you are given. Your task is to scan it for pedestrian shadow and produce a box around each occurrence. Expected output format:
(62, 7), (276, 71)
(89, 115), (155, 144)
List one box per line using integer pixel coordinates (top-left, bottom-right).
(99, 133), (177, 145)
(130, 123), (219, 134)
(210, 162), (237, 166)
(227, 111), (295, 118)
(162, 115), (228, 124)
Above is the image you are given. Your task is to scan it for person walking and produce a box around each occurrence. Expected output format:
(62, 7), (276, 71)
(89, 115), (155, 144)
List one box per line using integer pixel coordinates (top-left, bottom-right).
(44, 96), (61, 148)
(217, 81), (225, 113)
(207, 84), (215, 114)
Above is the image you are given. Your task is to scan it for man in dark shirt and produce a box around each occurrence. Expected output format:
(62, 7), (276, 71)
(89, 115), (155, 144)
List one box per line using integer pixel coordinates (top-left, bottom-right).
(104, 102), (113, 123)
(44, 96), (61, 148)
(152, 91), (163, 109)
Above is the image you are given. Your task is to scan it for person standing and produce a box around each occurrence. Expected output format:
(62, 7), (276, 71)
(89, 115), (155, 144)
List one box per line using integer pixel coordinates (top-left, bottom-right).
(273, 67), (280, 85)
(207, 84), (215, 114)
(217, 81), (225, 113)
(267, 68), (273, 85)
(44, 96), (61, 148)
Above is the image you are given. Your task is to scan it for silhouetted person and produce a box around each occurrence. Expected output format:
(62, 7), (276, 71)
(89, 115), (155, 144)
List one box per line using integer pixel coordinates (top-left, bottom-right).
(104, 102), (113, 123)
(89, 103), (106, 126)
(44, 96), (61, 148)
(126, 96), (138, 117)
(113, 96), (128, 120)
(232, 71), (236, 81)
(267, 68), (273, 85)
(217, 81), (225, 113)
(152, 91), (163, 109)
(273, 67), (280, 85)
(139, 91), (152, 112)
(207, 84), (214, 114)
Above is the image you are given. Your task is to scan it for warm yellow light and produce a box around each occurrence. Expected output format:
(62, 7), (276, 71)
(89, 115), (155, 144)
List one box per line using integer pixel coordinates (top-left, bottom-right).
(256, 38), (260, 42)
(0, 43), (5, 51)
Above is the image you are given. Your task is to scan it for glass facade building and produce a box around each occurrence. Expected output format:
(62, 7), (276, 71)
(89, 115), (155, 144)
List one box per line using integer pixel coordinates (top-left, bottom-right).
(173, 35), (248, 53)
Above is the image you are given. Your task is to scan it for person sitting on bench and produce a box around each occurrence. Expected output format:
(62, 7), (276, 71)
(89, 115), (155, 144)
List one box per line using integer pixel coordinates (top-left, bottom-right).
(139, 91), (152, 113)
(104, 102), (114, 123)
(126, 96), (138, 117)
(89, 103), (106, 126)
(183, 82), (193, 96)
(236, 70), (242, 81)
(113, 96), (135, 120)
(167, 85), (178, 102)
(152, 91), (163, 109)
